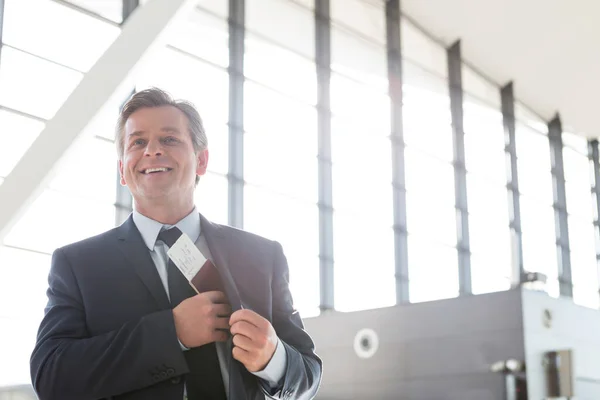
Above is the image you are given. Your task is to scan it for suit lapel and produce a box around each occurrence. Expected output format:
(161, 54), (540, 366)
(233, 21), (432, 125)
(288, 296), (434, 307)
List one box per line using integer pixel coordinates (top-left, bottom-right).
(199, 214), (250, 399)
(116, 215), (171, 310)
(199, 214), (243, 312)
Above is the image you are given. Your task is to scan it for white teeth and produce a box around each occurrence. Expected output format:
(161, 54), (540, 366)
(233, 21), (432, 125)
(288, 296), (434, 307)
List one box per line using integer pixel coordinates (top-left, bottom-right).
(144, 167), (169, 174)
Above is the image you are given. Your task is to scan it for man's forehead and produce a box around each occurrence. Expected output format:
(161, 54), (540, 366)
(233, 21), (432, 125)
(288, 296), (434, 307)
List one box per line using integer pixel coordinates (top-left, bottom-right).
(125, 106), (187, 133)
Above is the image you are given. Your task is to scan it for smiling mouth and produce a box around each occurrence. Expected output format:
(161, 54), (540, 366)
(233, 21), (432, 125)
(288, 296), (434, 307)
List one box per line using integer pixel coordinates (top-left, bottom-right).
(141, 167), (173, 174)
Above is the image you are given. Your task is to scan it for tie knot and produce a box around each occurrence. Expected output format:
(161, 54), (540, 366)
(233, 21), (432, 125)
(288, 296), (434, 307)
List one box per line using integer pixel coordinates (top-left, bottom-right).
(157, 226), (183, 248)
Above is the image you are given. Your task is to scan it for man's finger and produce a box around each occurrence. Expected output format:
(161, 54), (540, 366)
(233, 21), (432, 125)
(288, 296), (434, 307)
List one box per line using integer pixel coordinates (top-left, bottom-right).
(214, 303), (232, 317)
(230, 320), (260, 339)
(232, 333), (255, 352)
(229, 309), (266, 328)
(205, 291), (228, 304)
(232, 345), (250, 363)
(214, 317), (231, 331)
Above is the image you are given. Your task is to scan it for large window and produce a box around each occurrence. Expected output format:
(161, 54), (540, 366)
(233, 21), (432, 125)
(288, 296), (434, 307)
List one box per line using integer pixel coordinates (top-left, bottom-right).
(330, 3), (395, 312)
(0, 0), (122, 386)
(243, 0), (320, 317)
(463, 67), (512, 294)
(402, 17), (457, 303)
(563, 133), (599, 308)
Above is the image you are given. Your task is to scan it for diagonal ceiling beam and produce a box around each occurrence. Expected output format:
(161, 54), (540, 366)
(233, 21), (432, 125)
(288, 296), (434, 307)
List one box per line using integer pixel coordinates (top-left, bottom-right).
(0, 0), (197, 243)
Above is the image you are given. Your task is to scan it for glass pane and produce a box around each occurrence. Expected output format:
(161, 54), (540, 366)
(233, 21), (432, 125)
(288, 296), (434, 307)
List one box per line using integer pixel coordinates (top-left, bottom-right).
(401, 16), (447, 79)
(467, 174), (511, 261)
(516, 124), (553, 205)
(403, 82), (453, 162)
(0, 317), (42, 386)
(245, 132), (318, 203)
(331, 27), (386, 89)
(244, 81), (317, 138)
(135, 47), (229, 128)
(48, 137), (117, 204)
(331, 119), (392, 225)
(331, 0), (385, 46)
(205, 123), (228, 175)
(244, 185), (319, 256)
(245, 35), (316, 105)
(334, 212), (395, 311)
(196, 0), (228, 18)
(246, 0), (314, 59)
(4, 189), (115, 254)
(464, 98), (506, 184)
(0, 47), (83, 119)
(566, 180), (594, 219)
(4, 0), (120, 72)
(194, 172), (228, 225)
(471, 253), (511, 295)
(515, 102), (547, 134)
(569, 216), (597, 287)
(462, 64), (501, 108)
(563, 146), (592, 186)
(288, 256), (320, 318)
(0, 246), (50, 320)
(0, 110), (45, 177)
(330, 73), (390, 133)
(405, 148), (456, 245)
(520, 195), (557, 281)
(168, 7), (229, 68)
(562, 132), (588, 155)
(408, 235), (459, 303)
(64, 0), (123, 23)
(573, 285), (600, 309)
(244, 185), (320, 316)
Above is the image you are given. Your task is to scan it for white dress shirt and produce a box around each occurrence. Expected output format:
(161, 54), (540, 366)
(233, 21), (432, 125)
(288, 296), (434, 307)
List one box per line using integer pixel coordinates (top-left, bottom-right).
(132, 208), (287, 397)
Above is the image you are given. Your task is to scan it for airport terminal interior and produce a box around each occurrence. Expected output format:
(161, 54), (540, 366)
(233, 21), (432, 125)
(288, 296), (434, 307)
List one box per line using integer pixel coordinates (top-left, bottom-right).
(0, 0), (599, 399)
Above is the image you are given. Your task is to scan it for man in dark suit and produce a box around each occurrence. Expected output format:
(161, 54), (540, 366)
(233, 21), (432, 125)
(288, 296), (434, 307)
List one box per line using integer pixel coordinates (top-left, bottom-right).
(30, 88), (322, 400)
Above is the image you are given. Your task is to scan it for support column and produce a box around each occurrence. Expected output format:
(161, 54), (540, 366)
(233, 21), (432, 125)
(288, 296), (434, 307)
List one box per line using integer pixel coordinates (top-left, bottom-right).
(447, 41), (472, 295)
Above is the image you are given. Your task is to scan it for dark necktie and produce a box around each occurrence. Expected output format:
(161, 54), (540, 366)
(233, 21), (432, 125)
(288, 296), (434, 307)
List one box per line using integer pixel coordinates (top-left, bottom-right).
(157, 227), (227, 400)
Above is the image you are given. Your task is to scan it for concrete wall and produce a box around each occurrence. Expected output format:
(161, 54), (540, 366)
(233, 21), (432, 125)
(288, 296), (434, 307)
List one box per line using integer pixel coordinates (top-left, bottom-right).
(304, 290), (525, 400)
(521, 290), (600, 400)
(0, 385), (35, 400)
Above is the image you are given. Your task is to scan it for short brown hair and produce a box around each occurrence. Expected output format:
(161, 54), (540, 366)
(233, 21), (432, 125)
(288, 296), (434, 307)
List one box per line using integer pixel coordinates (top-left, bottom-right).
(115, 88), (208, 184)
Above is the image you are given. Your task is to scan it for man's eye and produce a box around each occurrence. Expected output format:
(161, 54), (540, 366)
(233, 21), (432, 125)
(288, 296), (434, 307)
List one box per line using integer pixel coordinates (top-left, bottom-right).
(164, 137), (177, 143)
(133, 139), (145, 146)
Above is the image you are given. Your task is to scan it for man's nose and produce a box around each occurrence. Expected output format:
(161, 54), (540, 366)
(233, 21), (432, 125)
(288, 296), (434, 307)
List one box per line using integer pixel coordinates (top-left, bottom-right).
(144, 139), (163, 156)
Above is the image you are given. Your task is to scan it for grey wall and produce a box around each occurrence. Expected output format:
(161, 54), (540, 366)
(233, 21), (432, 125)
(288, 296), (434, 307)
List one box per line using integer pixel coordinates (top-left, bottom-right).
(304, 290), (525, 400)
(521, 290), (600, 400)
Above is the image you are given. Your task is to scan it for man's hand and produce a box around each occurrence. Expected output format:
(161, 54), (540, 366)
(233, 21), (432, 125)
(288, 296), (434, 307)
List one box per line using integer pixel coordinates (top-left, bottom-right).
(173, 291), (231, 348)
(229, 309), (278, 372)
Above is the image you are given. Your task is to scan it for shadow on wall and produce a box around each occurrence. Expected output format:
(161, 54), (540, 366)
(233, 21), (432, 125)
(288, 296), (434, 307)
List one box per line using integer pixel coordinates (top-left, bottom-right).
(0, 385), (36, 400)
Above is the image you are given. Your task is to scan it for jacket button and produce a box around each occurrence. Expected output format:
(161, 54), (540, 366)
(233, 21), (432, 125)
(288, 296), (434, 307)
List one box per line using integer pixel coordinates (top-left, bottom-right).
(160, 371), (167, 379)
(166, 368), (175, 376)
(170, 376), (181, 384)
(152, 374), (160, 382)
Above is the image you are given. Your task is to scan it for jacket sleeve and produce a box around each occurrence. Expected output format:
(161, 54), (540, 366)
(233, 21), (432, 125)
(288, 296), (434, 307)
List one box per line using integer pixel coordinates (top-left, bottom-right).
(30, 248), (189, 400)
(260, 241), (323, 400)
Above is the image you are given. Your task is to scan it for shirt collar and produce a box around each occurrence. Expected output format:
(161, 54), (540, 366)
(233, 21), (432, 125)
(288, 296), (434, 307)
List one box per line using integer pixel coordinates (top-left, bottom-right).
(132, 207), (201, 251)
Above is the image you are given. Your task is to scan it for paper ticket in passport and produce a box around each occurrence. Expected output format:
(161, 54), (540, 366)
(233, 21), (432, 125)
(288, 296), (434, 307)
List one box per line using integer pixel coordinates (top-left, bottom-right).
(167, 233), (209, 283)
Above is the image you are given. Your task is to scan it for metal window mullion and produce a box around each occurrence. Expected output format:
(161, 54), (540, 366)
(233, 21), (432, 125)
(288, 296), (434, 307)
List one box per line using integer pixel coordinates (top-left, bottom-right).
(588, 139), (600, 305)
(316, 0), (334, 311)
(447, 41), (471, 296)
(386, 0), (409, 304)
(548, 116), (572, 297)
(0, 0), (4, 56)
(501, 83), (525, 286)
(228, 0), (244, 229)
(114, 1), (139, 226)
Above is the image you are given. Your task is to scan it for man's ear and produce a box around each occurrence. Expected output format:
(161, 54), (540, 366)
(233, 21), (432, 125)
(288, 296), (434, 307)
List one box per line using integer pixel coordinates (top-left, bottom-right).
(196, 149), (209, 176)
(119, 160), (126, 186)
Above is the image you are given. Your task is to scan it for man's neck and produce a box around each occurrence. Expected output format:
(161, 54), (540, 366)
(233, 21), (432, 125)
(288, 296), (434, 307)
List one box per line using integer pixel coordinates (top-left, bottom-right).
(134, 198), (195, 225)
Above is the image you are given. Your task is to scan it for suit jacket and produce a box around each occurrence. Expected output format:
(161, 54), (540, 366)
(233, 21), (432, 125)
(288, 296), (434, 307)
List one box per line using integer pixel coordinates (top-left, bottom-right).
(30, 213), (322, 400)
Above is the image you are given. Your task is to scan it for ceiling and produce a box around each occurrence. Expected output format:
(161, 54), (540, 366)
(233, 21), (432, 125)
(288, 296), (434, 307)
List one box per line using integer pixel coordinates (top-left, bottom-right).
(401, 0), (599, 138)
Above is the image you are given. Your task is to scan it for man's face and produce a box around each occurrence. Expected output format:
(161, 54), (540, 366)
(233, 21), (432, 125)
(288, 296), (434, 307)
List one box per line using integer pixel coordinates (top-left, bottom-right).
(119, 106), (208, 203)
